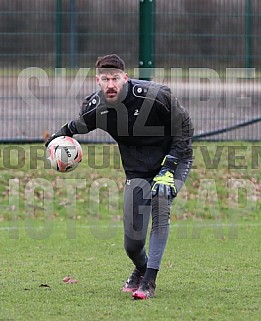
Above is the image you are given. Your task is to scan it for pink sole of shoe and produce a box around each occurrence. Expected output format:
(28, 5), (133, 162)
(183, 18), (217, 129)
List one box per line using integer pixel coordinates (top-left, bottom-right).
(132, 292), (148, 300)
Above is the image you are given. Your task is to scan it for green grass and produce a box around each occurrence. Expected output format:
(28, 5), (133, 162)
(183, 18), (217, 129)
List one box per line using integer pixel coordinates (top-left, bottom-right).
(0, 220), (260, 321)
(0, 142), (260, 320)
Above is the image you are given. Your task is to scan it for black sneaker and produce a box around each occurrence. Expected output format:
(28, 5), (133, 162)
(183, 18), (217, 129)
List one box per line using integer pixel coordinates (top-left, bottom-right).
(122, 268), (143, 293)
(132, 280), (156, 299)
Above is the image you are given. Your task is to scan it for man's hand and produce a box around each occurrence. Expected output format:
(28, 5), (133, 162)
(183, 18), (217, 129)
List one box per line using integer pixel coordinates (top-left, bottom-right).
(151, 167), (177, 197)
(45, 133), (58, 147)
(44, 123), (73, 147)
(151, 155), (179, 197)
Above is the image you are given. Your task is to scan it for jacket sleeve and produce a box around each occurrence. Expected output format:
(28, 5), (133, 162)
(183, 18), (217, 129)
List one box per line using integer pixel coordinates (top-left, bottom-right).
(168, 95), (194, 160)
(156, 87), (194, 161)
(66, 97), (92, 135)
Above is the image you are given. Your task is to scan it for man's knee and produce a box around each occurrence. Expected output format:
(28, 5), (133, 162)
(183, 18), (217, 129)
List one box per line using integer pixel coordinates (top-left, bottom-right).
(124, 235), (145, 259)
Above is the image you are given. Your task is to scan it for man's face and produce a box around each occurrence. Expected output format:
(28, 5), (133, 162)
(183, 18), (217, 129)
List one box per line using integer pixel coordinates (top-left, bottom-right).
(96, 70), (128, 103)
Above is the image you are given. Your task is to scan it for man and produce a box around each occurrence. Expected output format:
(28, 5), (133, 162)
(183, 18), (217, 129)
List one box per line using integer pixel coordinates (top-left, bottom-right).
(45, 54), (194, 300)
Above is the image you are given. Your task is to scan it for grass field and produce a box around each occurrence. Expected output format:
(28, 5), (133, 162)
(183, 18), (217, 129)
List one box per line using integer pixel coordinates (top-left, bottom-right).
(0, 142), (260, 321)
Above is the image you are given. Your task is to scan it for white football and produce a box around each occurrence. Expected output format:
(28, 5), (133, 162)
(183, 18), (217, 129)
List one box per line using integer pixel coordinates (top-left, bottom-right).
(46, 136), (83, 172)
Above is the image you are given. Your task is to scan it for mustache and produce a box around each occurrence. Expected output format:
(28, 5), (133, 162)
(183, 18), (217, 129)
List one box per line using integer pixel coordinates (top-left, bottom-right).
(106, 89), (117, 93)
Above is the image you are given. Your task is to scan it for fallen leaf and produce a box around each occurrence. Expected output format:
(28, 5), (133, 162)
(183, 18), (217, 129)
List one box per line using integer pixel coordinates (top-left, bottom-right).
(67, 278), (78, 284)
(63, 276), (79, 284)
(63, 276), (70, 283)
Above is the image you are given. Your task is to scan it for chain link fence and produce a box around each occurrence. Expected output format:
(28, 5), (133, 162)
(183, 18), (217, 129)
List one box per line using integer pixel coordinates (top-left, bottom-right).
(0, 0), (260, 142)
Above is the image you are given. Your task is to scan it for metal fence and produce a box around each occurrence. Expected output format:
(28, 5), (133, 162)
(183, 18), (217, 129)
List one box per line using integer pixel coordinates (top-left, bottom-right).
(0, 0), (260, 142)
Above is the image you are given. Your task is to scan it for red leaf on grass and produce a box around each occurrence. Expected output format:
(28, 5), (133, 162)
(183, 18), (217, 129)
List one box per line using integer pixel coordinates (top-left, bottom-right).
(63, 276), (79, 284)
(63, 276), (71, 283)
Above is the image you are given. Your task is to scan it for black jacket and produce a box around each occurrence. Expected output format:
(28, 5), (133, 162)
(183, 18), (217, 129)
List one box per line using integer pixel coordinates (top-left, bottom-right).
(66, 79), (194, 179)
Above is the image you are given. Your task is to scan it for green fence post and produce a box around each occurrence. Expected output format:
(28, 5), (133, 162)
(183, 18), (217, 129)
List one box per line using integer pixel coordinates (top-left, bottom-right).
(70, 0), (77, 68)
(245, 0), (253, 69)
(139, 0), (155, 80)
(56, 0), (62, 68)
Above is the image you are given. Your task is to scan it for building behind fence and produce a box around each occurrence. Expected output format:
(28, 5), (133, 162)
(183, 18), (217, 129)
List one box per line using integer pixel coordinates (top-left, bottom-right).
(0, 0), (260, 142)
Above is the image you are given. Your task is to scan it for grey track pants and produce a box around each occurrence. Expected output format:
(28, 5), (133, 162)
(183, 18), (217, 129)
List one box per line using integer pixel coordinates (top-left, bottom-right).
(123, 160), (192, 270)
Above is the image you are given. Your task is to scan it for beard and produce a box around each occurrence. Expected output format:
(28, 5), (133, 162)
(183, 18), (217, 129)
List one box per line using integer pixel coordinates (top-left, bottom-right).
(103, 82), (128, 105)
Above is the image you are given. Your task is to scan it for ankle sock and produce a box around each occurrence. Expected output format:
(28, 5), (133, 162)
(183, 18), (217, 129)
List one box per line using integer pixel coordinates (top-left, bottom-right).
(142, 268), (158, 283)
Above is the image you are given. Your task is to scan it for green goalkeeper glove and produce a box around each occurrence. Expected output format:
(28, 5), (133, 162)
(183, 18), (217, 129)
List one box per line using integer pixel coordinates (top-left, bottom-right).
(151, 155), (178, 197)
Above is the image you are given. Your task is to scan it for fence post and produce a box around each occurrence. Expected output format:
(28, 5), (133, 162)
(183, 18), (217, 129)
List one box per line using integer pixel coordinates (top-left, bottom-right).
(139, 0), (155, 80)
(56, 0), (62, 68)
(70, 0), (77, 68)
(245, 0), (253, 68)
